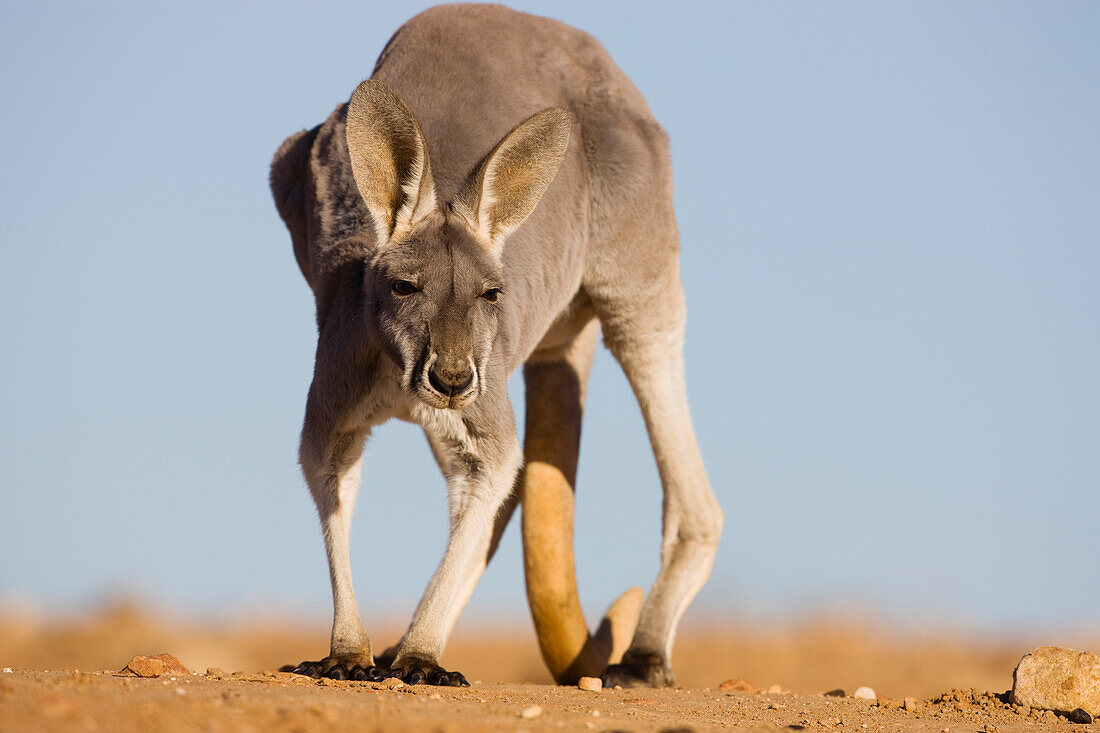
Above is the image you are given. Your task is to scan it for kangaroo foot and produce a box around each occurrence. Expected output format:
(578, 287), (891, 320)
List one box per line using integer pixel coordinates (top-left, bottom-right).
(382, 655), (469, 686)
(280, 655), (382, 681)
(600, 651), (675, 688)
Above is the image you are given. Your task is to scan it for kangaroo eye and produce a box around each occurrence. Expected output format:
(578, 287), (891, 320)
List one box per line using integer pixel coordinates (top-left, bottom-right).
(392, 280), (419, 296)
(480, 288), (502, 303)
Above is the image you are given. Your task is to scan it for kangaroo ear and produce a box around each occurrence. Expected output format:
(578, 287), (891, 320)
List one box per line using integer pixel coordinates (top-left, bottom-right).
(345, 79), (438, 245)
(453, 107), (571, 255)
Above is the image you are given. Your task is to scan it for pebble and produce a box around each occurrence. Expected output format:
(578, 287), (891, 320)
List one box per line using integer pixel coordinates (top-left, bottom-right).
(1069, 708), (1093, 724)
(380, 677), (405, 690)
(823, 689), (845, 697)
(578, 676), (602, 692)
(720, 678), (758, 693)
(1011, 646), (1100, 717)
(1, 668), (11, 674)
(903, 697), (919, 712)
(853, 686), (876, 700)
(520, 704), (543, 719)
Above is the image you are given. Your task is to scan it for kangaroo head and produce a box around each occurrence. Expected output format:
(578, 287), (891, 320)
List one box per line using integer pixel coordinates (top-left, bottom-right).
(345, 80), (571, 409)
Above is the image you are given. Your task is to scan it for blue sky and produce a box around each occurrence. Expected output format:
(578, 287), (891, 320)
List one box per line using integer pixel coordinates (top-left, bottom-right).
(1, 1), (1097, 635)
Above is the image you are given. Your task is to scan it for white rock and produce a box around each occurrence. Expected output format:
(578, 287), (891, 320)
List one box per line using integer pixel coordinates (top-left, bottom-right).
(520, 704), (543, 719)
(578, 676), (603, 692)
(1011, 646), (1100, 716)
(853, 686), (876, 700)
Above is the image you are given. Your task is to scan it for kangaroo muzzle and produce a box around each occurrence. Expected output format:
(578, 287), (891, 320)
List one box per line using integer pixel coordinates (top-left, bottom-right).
(420, 352), (478, 408)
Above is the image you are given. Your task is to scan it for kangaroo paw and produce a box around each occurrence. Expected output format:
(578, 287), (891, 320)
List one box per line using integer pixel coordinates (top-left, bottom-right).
(280, 654), (376, 680)
(600, 651), (675, 688)
(382, 655), (469, 686)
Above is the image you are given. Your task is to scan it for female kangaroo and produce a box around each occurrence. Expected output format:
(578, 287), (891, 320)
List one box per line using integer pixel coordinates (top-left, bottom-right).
(270, 4), (721, 687)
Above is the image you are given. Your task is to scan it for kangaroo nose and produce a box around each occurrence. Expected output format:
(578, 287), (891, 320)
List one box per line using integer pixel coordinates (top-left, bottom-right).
(428, 365), (474, 396)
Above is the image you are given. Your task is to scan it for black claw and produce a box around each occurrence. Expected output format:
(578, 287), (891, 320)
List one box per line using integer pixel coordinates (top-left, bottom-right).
(405, 668), (426, 685)
(292, 662), (321, 679)
(367, 666), (388, 682)
(451, 671), (470, 687)
(348, 665), (368, 681)
(325, 665), (347, 680)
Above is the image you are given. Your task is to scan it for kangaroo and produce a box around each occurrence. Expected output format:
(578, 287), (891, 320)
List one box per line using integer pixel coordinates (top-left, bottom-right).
(269, 4), (722, 688)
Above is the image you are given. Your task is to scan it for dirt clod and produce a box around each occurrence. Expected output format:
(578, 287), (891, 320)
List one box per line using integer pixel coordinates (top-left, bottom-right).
(719, 677), (757, 693)
(119, 653), (189, 678)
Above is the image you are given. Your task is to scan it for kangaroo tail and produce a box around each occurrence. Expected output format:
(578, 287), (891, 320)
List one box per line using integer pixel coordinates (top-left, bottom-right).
(520, 323), (642, 684)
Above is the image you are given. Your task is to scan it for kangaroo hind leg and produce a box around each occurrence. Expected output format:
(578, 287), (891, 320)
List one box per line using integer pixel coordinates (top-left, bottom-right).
(596, 272), (723, 688)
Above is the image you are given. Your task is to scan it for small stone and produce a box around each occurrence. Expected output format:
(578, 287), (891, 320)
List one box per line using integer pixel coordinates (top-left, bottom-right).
(122, 655), (165, 678)
(982, 725), (998, 733)
(853, 686), (876, 700)
(175, 687), (186, 696)
(520, 704), (543, 719)
(720, 678), (758, 693)
(1011, 646), (1100, 717)
(380, 677), (405, 690)
(578, 676), (602, 692)
(1069, 708), (1093, 724)
(903, 697), (919, 712)
(823, 689), (845, 697)
(205, 667), (226, 678)
(1, 668), (12, 674)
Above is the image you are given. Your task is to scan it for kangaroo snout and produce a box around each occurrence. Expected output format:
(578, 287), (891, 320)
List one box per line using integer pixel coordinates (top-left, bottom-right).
(420, 351), (478, 408)
(428, 362), (474, 396)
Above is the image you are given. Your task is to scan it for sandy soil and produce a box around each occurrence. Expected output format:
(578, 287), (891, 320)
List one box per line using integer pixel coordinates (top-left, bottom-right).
(1, 603), (1097, 732)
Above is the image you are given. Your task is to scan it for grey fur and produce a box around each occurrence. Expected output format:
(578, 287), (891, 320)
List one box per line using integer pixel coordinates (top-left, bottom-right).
(270, 3), (722, 686)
